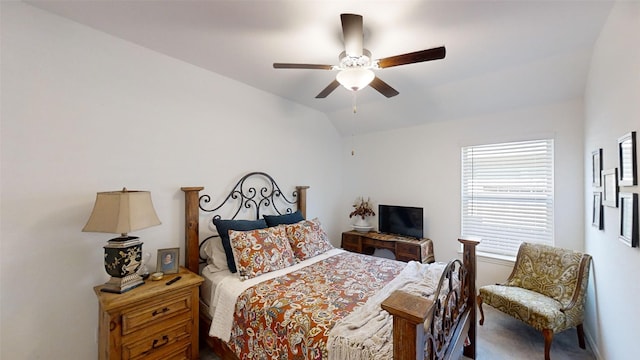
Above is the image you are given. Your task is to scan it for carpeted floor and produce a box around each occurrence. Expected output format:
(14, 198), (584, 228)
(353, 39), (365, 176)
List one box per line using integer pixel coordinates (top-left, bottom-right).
(200, 305), (595, 359)
(469, 305), (594, 360)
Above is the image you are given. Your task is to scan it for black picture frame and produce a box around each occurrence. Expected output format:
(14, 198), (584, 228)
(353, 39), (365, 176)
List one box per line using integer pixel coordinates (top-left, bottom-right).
(602, 168), (618, 208)
(618, 131), (637, 186)
(592, 192), (603, 230)
(156, 247), (180, 274)
(592, 148), (602, 187)
(618, 192), (638, 247)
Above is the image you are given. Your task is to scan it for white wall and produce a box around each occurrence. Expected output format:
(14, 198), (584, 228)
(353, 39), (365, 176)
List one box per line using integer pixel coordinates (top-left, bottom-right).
(5, 2), (638, 359)
(584, 2), (640, 359)
(341, 99), (585, 287)
(0, 3), (342, 359)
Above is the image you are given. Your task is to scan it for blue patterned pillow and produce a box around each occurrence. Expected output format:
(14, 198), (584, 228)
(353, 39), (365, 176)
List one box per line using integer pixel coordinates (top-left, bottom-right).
(213, 218), (267, 273)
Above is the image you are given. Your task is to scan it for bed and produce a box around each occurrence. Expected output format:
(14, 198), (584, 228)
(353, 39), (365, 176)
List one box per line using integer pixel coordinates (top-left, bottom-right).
(181, 172), (478, 360)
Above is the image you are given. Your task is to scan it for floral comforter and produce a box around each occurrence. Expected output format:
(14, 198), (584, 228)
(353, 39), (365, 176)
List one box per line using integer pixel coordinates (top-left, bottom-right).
(227, 252), (405, 360)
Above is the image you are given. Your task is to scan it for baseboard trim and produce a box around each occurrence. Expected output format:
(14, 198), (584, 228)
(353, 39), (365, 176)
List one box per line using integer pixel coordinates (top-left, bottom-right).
(584, 328), (603, 360)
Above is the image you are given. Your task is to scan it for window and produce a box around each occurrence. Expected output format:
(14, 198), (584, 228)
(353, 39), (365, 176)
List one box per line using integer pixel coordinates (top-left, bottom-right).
(461, 139), (554, 259)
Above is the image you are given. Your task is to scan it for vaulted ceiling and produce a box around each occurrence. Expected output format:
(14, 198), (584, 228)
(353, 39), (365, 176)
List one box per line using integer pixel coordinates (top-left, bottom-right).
(26, 0), (614, 135)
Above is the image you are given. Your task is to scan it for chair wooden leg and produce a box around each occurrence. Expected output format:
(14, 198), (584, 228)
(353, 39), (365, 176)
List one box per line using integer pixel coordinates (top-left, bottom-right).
(477, 295), (485, 325)
(576, 324), (586, 349)
(542, 329), (554, 360)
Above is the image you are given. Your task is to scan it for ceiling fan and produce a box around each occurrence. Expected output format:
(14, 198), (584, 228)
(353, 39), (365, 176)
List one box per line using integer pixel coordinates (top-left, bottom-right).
(273, 13), (446, 99)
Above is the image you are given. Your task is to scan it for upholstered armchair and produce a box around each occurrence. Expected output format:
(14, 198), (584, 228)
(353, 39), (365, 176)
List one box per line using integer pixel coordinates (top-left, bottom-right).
(477, 242), (592, 360)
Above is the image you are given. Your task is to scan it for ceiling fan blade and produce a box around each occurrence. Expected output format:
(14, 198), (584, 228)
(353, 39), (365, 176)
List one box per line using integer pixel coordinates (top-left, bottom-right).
(376, 46), (446, 69)
(273, 63), (334, 70)
(315, 80), (340, 98)
(369, 77), (399, 98)
(341, 13), (363, 57)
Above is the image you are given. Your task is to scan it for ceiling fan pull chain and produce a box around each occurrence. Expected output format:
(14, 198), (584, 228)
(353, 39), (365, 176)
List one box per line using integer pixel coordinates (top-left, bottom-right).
(352, 92), (358, 113)
(351, 133), (355, 156)
(351, 132), (356, 156)
(351, 93), (357, 156)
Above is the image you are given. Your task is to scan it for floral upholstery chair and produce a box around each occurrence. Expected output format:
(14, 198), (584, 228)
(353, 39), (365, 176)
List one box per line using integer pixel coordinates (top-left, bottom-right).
(477, 242), (592, 360)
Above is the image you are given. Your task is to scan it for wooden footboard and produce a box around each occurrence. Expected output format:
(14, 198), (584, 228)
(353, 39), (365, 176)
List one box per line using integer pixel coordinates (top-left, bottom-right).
(382, 239), (478, 360)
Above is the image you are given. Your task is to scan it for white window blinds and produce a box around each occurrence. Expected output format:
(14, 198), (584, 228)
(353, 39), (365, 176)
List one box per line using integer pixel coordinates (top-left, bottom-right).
(461, 139), (554, 258)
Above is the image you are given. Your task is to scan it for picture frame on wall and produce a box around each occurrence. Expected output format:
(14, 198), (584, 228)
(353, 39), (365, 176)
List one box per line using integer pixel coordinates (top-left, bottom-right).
(156, 247), (180, 274)
(592, 148), (603, 187)
(618, 131), (637, 186)
(602, 168), (618, 208)
(592, 192), (604, 230)
(618, 192), (638, 247)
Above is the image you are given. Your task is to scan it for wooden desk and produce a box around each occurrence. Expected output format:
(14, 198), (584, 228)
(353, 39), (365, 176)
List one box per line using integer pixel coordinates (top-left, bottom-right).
(341, 231), (435, 263)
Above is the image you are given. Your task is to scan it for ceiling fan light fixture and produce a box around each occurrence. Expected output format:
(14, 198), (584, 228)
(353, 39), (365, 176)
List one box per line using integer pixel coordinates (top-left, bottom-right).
(336, 68), (375, 92)
(274, 14), (444, 99)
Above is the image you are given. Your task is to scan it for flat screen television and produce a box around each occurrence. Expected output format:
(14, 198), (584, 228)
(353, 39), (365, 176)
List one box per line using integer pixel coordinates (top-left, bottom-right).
(378, 205), (424, 239)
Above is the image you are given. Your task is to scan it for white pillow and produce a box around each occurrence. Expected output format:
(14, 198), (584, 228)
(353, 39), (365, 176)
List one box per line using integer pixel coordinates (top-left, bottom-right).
(203, 238), (230, 272)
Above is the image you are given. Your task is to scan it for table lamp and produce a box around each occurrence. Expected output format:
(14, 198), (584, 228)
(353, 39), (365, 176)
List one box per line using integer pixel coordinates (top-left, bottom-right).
(83, 188), (161, 293)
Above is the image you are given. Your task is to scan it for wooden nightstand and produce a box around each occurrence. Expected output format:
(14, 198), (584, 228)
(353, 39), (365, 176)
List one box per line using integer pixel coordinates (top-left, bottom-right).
(94, 267), (204, 360)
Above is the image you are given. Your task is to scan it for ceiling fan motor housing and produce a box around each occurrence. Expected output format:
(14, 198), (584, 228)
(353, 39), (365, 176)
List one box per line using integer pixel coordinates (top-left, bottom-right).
(338, 49), (374, 70)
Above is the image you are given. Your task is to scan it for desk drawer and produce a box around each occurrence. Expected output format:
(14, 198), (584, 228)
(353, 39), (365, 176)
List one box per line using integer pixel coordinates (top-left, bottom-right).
(396, 242), (420, 262)
(341, 233), (361, 252)
(122, 292), (191, 335)
(363, 238), (395, 251)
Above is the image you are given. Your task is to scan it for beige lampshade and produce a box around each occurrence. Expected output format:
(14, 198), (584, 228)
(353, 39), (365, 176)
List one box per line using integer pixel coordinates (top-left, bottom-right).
(83, 189), (161, 235)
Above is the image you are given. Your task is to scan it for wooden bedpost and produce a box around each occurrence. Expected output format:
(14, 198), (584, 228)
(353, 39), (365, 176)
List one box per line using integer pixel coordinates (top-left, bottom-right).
(181, 186), (204, 274)
(296, 186), (309, 219)
(460, 238), (479, 359)
(381, 238), (479, 360)
(381, 291), (434, 360)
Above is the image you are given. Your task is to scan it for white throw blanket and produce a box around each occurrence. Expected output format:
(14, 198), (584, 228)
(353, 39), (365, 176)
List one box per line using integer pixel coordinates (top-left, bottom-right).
(327, 261), (446, 360)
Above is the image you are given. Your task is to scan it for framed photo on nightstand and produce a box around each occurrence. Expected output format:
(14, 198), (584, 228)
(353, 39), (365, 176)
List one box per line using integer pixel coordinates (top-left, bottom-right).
(157, 248), (180, 274)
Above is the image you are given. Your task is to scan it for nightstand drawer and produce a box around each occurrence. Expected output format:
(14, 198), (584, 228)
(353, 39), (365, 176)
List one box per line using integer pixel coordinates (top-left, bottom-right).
(122, 292), (192, 335)
(123, 320), (192, 360)
(158, 345), (191, 360)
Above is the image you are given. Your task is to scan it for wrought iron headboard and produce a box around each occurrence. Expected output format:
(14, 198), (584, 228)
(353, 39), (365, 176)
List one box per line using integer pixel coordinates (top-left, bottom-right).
(181, 172), (309, 272)
(199, 171), (299, 221)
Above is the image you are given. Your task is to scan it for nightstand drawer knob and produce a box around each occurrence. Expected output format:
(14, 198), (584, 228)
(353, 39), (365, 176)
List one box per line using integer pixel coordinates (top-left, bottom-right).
(152, 307), (170, 316)
(152, 335), (169, 349)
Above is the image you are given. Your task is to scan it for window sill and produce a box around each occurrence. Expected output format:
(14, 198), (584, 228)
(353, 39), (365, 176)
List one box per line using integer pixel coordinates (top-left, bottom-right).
(477, 251), (516, 266)
(458, 250), (516, 266)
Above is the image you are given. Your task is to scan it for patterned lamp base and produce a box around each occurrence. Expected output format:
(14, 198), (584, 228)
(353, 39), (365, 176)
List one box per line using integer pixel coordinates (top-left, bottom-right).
(101, 273), (144, 293)
(101, 236), (144, 293)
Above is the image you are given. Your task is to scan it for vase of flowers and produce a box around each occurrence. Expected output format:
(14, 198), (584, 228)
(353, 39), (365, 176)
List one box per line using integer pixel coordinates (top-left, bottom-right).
(349, 197), (375, 230)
